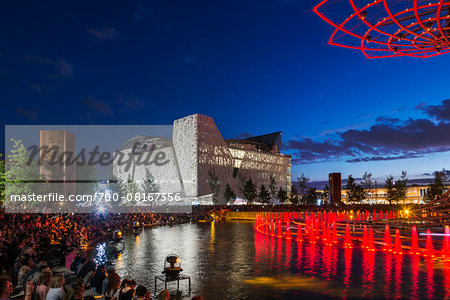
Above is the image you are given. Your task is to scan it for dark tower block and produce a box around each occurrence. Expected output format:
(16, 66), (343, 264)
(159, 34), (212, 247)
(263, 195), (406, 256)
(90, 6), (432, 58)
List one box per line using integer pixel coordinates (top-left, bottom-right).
(329, 172), (341, 204)
(40, 130), (76, 198)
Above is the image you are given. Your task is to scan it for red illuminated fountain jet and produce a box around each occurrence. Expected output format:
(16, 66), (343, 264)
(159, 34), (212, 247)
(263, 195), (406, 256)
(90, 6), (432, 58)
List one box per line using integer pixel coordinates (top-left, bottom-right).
(314, 0), (450, 58)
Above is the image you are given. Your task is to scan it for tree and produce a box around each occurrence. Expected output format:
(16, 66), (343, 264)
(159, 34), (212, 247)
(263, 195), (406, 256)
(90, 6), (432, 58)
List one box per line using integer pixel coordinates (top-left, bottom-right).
(142, 168), (160, 194)
(258, 184), (270, 203)
(345, 175), (366, 203)
(303, 187), (318, 205)
(242, 179), (257, 204)
(426, 169), (448, 201)
(0, 156), (5, 203)
(223, 184), (236, 204)
(320, 184), (329, 203)
(268, 174), (277, 204)
(125, 175), (140, 206)
(76, 163), (98, 196)
(5, 139), (40, 197)
(394, 171), (408, 203)
(384, 171), (408, 204)
(289, 185), (299, 204)
(385, 175), (396, 204)
(276, 187), (288, 204)
(297, 174), (310, 196)
(362, 172), (373, 200)
(207, 169), (221, 205)
(108, 174), (125, 206)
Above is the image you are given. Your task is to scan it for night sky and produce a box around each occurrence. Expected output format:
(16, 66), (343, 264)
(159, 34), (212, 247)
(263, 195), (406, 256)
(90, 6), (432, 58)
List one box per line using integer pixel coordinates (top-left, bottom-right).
(1, 0), (449, 181)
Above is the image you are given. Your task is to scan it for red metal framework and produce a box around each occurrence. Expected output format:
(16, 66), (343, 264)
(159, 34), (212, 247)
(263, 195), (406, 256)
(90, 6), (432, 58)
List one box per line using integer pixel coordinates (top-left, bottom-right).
(313, 0), (450, 58)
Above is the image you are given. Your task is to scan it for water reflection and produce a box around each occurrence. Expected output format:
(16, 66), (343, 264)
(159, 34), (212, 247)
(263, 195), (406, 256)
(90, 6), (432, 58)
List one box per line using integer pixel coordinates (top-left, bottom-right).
(91, 221), (450, 299)
(361, 248), (375, 298)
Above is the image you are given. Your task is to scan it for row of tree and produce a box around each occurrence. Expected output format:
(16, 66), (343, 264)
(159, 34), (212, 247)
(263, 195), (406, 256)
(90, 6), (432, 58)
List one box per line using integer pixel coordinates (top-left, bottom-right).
(345, 170), (449, 203)
(218, 172), (327, 205)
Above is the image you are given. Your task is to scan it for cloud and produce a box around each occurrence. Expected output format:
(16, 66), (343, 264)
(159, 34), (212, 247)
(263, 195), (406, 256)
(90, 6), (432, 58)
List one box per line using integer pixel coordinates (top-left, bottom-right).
(26, 82), (50, 93)
(182, 55), (197, 65)
(115, 95), (144, 110)
(421, 99), (450, 122)
(16, 107), (38, 121)
(285, 100), (450, 165)
(25, 55), (73, 78)
(235, 132), (253, 139)
(135, 3), (151, 21)
(86, 27), (117, 40)
(81, 96), (113, 115)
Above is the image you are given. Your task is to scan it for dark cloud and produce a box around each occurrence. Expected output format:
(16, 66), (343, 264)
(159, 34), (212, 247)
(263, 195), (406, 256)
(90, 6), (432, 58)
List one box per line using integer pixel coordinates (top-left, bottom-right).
(81, 96), (113, 115)
(16, 107), (38, 121)
(422, 99), (450, 121)
(24, 55), (73, 78)
(235, 132), (253, 139)
(86, 27), (117, 40)
(26, 82), (50, 93)
(285, 100), (450, 165)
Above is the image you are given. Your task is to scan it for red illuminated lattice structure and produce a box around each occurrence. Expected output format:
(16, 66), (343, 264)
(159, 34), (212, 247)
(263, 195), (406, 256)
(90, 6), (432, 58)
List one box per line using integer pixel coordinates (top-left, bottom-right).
(313, 0), (450, 58)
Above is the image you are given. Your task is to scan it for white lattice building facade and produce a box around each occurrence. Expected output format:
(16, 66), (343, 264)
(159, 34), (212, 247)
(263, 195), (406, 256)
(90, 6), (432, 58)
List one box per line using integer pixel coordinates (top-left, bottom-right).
(113, 114), (292, 204)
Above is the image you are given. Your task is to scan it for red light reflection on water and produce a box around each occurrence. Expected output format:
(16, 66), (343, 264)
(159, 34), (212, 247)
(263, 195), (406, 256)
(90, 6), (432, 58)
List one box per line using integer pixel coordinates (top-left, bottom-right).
(384, 253), (392, 298)
(285, 239), (292, 269)
(444, 260), (450, 298)
(296, 239), (303, 269)
(306, 243), (317, 272)
(253, 222), (450, 299)
(342, 247), (352, 298)
(361, 248), (375, 298)
(394, 254), (403, 299)
(410, 255), (420, 299)
(426, 258), (435, 299)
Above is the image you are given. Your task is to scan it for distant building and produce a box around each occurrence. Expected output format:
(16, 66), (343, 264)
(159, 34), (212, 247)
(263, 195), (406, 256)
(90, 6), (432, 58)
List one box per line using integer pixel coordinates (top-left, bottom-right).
(329, 173), (341, 204)
(113, 114), (292, 204)
(40, 130), (76, 197)
(340, 185), (450, 205)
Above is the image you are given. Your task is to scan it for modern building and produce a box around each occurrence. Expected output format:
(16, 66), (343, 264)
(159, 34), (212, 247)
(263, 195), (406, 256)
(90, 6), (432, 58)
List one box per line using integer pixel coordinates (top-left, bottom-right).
(113, 114), (292, 204)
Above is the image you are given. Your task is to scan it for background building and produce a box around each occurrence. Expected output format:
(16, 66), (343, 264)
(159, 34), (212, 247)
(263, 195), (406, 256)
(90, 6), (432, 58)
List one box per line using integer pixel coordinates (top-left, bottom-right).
(40, 130), (76, 197)
(113, 114), (292, 204)
(340, 185), (450, 205)
(329, 173), (341, 204)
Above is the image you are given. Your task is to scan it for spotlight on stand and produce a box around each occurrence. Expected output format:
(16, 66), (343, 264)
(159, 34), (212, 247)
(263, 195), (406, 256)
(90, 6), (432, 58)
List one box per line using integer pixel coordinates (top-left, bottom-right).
(113, 230), (123, 242)
(133, 221), (143, 235)
(162, 254), (183, 279)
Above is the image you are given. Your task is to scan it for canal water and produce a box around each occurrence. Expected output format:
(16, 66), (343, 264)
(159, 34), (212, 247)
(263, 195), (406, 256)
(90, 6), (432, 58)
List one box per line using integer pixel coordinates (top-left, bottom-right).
(92, 221), (450, 299)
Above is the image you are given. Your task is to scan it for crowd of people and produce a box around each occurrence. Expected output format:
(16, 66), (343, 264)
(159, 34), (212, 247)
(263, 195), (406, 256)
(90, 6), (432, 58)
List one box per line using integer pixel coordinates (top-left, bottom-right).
(0, 206), (224, 300)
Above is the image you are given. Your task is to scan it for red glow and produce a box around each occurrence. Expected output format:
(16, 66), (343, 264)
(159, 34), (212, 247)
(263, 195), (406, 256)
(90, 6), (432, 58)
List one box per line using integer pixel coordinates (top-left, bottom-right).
(277, 218), (282, 238)
(410, 225), (420, 255)
(368, 227), (375, 251)
(296, 224), (303, 242)
(425, 229), (435, 257)
(309, 223), (316, 244)
(393, 228), (403, 254)
(383, 224), (393, 252)
(362, 225), (368, 249)
(361, 248), (375, 297)
(286, 221), (291, 240)
(443, 226), (450, 257)
(332, 222), (338, 244)
(344, 223), (352, 248)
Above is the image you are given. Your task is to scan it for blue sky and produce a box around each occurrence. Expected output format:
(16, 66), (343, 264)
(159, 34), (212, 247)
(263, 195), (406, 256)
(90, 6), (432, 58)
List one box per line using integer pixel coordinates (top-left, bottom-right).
(1, 0), (449, 181)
